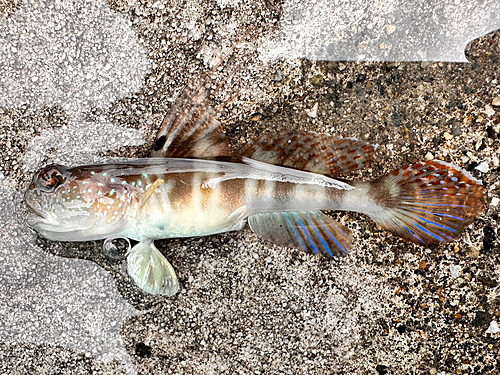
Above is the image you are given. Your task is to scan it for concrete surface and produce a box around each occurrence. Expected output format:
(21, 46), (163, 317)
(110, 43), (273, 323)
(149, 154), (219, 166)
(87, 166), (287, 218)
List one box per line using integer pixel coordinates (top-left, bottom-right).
(0, 0), (499, 374)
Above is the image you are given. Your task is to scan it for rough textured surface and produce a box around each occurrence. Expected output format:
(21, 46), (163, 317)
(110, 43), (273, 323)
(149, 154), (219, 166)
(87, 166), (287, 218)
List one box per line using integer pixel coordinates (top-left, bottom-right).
(0, 0), (499, 374)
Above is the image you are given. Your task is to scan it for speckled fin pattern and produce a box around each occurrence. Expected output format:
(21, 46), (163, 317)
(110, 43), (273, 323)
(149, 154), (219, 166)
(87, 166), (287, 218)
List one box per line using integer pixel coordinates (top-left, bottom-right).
(248, 211), (352, 258)
(239, 131), (377, 175)
(369, 160), (485, 245)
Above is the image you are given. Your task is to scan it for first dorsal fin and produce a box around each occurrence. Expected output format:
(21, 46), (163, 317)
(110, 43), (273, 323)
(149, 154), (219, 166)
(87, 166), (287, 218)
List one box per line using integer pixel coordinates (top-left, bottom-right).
(150, 37), (256, 159)
(239, 131), (377, 176)
(151, 81), (229, 158)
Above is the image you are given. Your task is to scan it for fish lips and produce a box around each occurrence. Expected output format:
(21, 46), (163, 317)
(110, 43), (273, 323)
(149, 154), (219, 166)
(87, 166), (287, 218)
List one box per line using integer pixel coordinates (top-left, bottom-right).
(25, 197), (58, 227)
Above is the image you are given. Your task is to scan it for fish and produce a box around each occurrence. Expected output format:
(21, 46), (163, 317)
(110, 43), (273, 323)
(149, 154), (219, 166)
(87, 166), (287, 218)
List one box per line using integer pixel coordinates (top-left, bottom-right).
(24, 44), (485, 297)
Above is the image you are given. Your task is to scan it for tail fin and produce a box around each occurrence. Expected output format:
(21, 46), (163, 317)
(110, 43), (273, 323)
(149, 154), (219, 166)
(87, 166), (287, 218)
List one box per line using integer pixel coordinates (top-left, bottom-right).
(367, 160), (485, 245)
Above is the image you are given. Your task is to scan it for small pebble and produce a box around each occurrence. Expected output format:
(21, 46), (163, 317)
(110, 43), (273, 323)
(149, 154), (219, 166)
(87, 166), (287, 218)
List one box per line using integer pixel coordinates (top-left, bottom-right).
(306, 102), (318, 118)
(425, 152), (434, 160)
(491, 197), (500, 207)
(449, 265), (458, 279)
(384, 24), (396, 34)
(475, 161), (489, 173)
(485, 104), (495, 117)
(492, 97), (500, 107)
(310, 74), (324, 85)
(486, 320), (499, 334)
(451, 121), (462, 136)
(273, 70), (283, 82)
(443, 132), (453, 141)
(467, 247), (480, 258)
(473, 311), (492, 327)
(418, 261), (427, 269)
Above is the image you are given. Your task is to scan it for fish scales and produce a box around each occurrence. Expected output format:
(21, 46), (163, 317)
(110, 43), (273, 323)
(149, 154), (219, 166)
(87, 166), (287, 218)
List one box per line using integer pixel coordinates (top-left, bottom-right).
(67, 166), (347, 241)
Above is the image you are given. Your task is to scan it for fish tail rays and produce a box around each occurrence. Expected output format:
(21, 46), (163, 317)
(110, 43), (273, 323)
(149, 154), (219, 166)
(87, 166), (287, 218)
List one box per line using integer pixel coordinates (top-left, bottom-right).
(366, 160), (485, 245)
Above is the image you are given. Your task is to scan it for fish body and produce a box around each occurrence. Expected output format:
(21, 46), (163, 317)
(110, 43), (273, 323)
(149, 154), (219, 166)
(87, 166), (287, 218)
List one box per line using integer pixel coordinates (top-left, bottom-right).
(25, 152), (485, 297)
(24, 42), (485, 296)
(26, 157), (350, 242)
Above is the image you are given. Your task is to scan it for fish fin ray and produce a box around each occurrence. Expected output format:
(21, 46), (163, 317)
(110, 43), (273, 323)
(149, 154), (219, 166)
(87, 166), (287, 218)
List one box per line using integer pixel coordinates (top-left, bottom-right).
(127, 241), (179, 296)
(368, 160), (485, 244)
(248, 211), (351, 258)
(239, 131), (376, 175)
(151, 35), (257, 158)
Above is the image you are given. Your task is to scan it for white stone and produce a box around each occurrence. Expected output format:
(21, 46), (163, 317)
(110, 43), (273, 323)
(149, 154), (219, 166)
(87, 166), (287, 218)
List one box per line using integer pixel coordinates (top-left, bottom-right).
(475, 161), (489, 173)
(486, 320), (499, 334)
(449, 265), (458, 279)
(484, 104), (495, 117)
(306, 102), (319, 118)
(491, 197), (500, 207)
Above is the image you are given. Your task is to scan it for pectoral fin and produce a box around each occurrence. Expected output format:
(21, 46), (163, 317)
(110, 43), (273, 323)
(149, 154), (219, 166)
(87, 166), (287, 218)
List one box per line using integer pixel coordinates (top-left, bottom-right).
(127, 241), (179, 296)
(248, 211), (352, 258)
(139, 178), (164, 210)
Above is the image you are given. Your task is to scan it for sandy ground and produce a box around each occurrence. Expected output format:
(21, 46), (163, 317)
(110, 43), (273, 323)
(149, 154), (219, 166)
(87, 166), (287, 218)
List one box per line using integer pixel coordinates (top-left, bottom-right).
(0, 0), (499, 374)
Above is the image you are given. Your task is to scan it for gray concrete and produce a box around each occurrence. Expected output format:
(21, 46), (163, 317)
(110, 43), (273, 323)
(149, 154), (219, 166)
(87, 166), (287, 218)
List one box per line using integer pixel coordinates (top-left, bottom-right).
(0, 0), (499, 374)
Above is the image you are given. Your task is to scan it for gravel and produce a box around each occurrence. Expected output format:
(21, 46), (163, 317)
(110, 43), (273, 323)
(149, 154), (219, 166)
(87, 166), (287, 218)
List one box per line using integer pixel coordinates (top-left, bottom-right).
(0, 0), (499, 374)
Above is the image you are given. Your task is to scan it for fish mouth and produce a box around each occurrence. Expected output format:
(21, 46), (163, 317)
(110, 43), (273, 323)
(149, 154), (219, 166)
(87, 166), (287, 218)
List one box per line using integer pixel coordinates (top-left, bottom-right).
(25, 198), (59, 227)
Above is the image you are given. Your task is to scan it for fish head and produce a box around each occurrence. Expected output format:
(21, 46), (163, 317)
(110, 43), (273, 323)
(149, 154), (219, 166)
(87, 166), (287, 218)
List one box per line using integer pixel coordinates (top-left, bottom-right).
(25, 164), (131, 241)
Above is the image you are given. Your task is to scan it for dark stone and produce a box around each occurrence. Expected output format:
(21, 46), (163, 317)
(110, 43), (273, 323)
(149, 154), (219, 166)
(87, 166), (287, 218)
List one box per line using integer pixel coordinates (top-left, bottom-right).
(486, 125), (496, 139)
(355, 74), (366, 82)
(483, 225), (497, 252)
(451, 121), (462, 135)
(135, 342), (152, 358)
(477, 276), (498, 288)
(472, 311), (492, 327)
(391, 112), (402, 127)
(376, 364), (389, 375)
(396, 324), (406, 334)
(466, 161), (478, 172)
(478, 138), (487, 151)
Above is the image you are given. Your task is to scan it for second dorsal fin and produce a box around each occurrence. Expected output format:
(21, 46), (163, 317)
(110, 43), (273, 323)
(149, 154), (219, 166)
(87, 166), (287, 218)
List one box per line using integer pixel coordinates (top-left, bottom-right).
(239, 131), (377, 176)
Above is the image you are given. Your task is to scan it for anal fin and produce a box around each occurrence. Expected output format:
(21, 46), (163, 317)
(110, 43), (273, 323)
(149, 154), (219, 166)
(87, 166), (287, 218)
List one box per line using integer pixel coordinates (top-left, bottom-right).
(127, 241), (179, 296)
(248, 211), (351, 258)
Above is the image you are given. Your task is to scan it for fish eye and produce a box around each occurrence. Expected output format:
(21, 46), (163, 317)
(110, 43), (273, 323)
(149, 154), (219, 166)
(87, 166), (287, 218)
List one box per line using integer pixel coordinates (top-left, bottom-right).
(37, 165), (67, 191)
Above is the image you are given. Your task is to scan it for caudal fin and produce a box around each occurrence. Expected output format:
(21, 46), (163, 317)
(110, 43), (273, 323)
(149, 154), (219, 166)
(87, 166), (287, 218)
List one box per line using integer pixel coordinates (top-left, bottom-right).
(367, 160), (485, 245)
